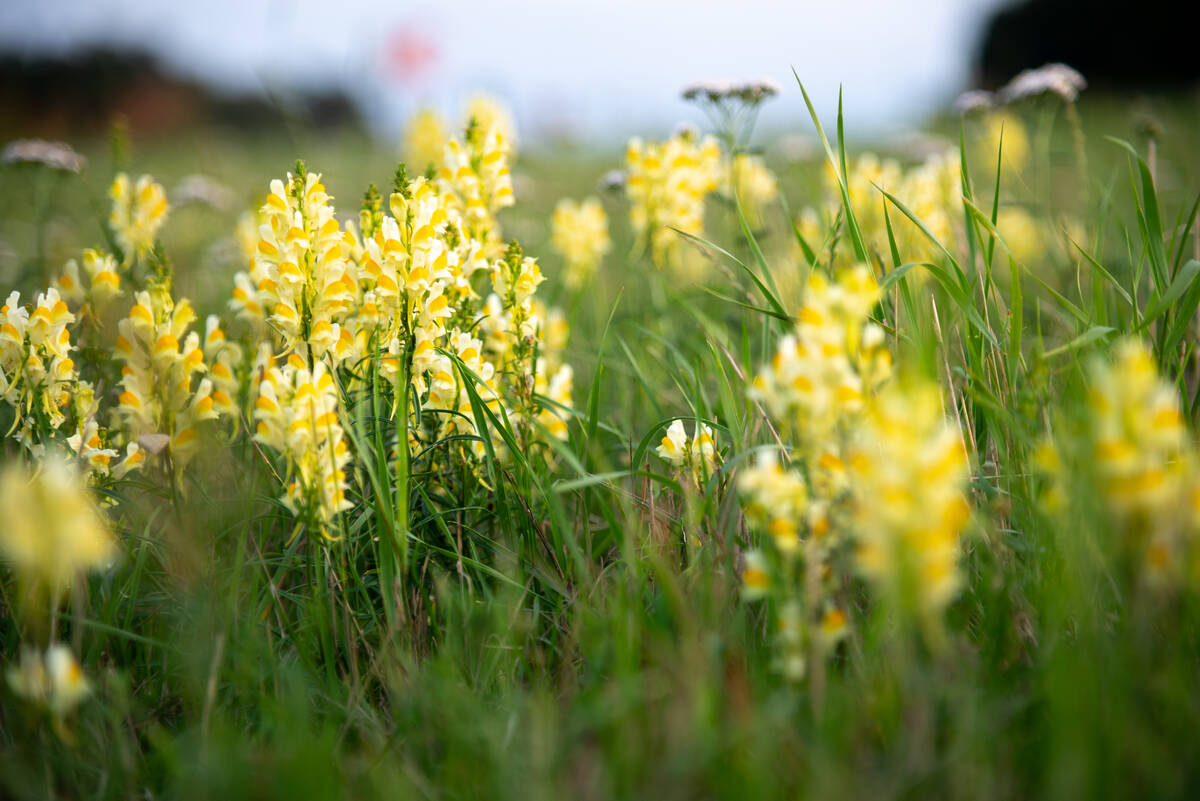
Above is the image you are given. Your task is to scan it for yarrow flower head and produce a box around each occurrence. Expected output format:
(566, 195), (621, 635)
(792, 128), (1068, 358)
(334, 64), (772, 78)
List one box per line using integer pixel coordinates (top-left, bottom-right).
(681, 78), (780, 107)
(1000, 62), (1087, 104)
(952, 89), (994, 115)
(2, 139), (86, 173)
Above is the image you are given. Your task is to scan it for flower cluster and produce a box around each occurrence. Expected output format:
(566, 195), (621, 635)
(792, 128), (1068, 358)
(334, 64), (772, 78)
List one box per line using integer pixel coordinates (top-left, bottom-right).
(438, 118), (515, 247)
(1039, 339), (1200, 586)
(233, 169), (356, 361)
(53, 249), (123, 312)
(109, 173), (168, 266)
(1000, 62), (1087, 104)
(681, 78), (781, 106)
(737, 265), (888, 677)
(254, 353), (352, 537)
(751, 264), (890, 450)
(625, 129), (722, 273)
(227, 98), (570, 537)
(656, 419), (717, 482)
(3, 177), (176, 479)
(798, 150), (962, 274)
(726, 152), (778, 227)
(403, 108), (449, 174)
(2, 139), (86, 172)
(0, 288), (79, 441)
(737, 264), (969, 675)
(114, 288), (230, 480)
(847, 382), (970, 622)
(550, 197), (611, 288)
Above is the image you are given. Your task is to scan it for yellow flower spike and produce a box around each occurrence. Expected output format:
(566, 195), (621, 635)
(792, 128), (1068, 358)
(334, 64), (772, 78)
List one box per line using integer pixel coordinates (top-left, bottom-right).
(848, 381), (970, 624)
(109, 173), (168, 265)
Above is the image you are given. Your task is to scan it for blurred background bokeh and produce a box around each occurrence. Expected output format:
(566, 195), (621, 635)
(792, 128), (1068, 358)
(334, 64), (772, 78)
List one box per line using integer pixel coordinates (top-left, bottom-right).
(3, 0), (1196, 143)
(1, 0), (1197, 313)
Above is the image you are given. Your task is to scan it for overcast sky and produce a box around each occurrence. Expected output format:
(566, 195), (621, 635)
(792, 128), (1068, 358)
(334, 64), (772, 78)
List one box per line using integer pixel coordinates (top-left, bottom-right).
(0, 0), (1009, 141)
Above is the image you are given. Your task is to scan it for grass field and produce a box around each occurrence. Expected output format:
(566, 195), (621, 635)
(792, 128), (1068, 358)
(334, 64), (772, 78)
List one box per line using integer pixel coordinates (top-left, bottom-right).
(3, 75), (1200, 799)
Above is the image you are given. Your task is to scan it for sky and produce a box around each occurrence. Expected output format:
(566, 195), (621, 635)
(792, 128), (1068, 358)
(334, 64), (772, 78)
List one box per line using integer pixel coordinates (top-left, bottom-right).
(0, 0), (1010, 141)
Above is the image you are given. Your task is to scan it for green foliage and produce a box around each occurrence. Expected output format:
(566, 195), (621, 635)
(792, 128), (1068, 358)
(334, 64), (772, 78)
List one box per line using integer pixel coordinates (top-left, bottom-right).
(3, 88), (1200, 801)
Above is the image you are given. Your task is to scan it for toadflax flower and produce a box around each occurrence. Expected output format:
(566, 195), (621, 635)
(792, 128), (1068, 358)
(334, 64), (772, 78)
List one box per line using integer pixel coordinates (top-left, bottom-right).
(6, 643), (92, 716)
(109, 173), (168, 265)
(253, 353), (352, 538)
(656, 419), (717, 479)
(550, 197), (611, 289)
(848, 381), (970, 624)
(0, 455), (116, 603)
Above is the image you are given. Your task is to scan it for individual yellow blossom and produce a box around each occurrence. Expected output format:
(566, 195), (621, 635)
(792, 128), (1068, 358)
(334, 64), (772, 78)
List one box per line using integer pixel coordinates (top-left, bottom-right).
(550, 197), (611, 289)
(54, 249), (122, 310)
(817, 606), (849, 651)
(6, 644), (92, 716)
(656, 419), (717, 479)
(109, 173), (168, 265)
(0, 455), (115, 603)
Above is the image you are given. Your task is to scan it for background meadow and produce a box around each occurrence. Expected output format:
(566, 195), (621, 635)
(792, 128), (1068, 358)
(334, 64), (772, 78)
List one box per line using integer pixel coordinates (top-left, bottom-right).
(3, 4), (1200, 798)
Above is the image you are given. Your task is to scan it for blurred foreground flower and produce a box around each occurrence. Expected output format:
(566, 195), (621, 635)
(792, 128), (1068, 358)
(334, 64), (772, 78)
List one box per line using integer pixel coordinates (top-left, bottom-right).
(6, 644), (92, 716)
(849, 381), (970, 626)
(0, 456), (116, 604)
